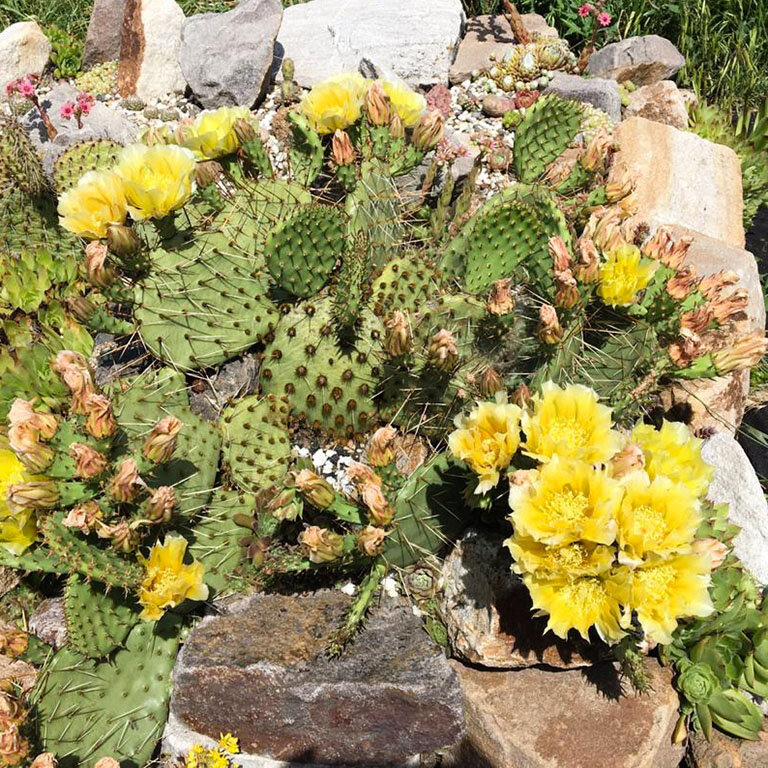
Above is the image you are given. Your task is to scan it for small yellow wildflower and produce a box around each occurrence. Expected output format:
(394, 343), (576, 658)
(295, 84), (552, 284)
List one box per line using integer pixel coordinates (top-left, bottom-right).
(115, 144), (196, 221)
(448, 394), (522, 494)
(184, 106), (251, 159)
(300, 73), (369, 134)
(0, 446), (38, 555)
(379, 80), (426, 127)
(597, 243), (658, 307)
(137, 535), (209, 621)
(616, 472), (701, 564)
(521, 381), (621, 464)
(57, 169), (128, 239)
(509, 456), (622, 546)
(218, 734), (240, 754)
(506, 534), (615, 579)
(632, 420), (714, 498)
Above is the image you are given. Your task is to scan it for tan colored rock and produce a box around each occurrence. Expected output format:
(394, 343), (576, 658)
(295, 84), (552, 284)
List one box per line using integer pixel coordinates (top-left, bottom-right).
(625, 80), (689, 129)
(587, 35), (685, 86)
(689, 726), (768, 767)
(0, 21), (51, 91)
(611, 117), (745, 248)
(449, 13), (558, 85)
(443, 659), (684, 768)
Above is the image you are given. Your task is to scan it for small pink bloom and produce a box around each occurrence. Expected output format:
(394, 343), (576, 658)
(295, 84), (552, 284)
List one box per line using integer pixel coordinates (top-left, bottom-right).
(77, 92), (94, 106)
(18, 81), (35, 97)
(60, 102), (75, 119)
(78, 102), (91, 116)
(578, 3), (594, 17)
(597, 11), (612, 25)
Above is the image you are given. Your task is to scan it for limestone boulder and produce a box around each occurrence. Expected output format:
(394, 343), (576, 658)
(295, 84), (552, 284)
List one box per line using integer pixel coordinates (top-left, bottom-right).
(0, 21), (51, 92)
(689, 727), (768, 767)
(83, 0), (127, 69)
(624, 80), (689, 129)
(544, 72), (621, 121)
(587, 35), (685, 86)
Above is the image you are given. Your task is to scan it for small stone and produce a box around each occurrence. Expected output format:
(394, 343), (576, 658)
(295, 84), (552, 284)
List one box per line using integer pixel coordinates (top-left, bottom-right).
(83, 0), (127, 69)
(624, 80), (689, 129)
(689, 728), (768, 767)
(28, 598), (68, 650)
(587, 35), (686, 86)
(0, 21), (51, 91)
(481, 93), (517, 117)
(425, 84), (453, 117)
(188, 354), (260, 423)
(544, 72), (621, 122)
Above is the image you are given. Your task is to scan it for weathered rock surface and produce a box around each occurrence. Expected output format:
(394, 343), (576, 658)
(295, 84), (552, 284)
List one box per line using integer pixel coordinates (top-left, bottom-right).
(544, 72), (621, 121)
(481, 93), (517, 117)
(689, 728), (768, 767)
(83, 0), (127, 69)
(587, 35), (685, 86)
(701, 432), (768, 585)
(179, 0), (282, 108)
(443, 659), (684, 768)
(448, 13), (557, 85)
(275, 0), (466, 88)
(28, 597), (68, 650)
(610, 117), (745, 248)
(165, 591), (464, 765)
(188, 354), (260, 422)
(0, 21), (51, 91)
(441, 529), (609, 669)
(624, 80), (689, 129)
(118, 0), (187, 100)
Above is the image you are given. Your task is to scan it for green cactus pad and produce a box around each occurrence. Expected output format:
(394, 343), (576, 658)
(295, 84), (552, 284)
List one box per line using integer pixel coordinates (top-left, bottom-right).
(52, 138), (123, 192)
(0, 543), (71, 575)
(371, 254), (442, 318)
(221, 394), (292, 492)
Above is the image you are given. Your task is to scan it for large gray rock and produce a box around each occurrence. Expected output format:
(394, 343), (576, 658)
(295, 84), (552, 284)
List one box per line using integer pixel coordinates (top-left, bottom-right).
(0, 21), (51, 91)
(83, 0), (127, 69)
(276, 0), (466, 88)
(165, 591), (464, 766)
(544, 72), (621, 121)
(587, 34), (685, 86)
(180, 0), (282, 108)
(701, 432), (768, 585)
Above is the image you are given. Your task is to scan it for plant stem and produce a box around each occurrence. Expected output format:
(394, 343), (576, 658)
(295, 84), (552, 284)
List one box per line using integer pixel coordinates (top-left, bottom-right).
(502, 0), (531, 45)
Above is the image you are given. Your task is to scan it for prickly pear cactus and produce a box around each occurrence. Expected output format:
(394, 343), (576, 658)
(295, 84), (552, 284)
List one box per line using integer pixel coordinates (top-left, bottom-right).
(0, 115), (48, 196)
(52, 138), (123, 192)
(370, 254), (442, 317)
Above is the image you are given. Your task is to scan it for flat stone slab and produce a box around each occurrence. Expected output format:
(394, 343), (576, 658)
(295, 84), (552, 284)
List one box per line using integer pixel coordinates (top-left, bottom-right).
(544, 72), (621, 122)
(587, 35), (685, 86)
(166, 591), (464, 766)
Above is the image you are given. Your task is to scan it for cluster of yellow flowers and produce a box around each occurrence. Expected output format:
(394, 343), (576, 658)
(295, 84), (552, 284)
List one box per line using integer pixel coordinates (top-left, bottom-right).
(300, 72), (426, 134)
(0, 445), (39, 555)
(185, 733), (240, 768)
(449, 382), (717, 646)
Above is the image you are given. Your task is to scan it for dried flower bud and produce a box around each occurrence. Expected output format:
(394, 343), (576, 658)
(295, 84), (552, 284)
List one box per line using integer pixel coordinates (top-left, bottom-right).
(427, 329), (458, 371)
(412, 110), (444, 150)
(691, 537), (729, 570)
(384, 310), (412, 357)
(367, 425), (398, 467)
(267, 488), (302, 521)
(605, 171), (636, 203)
(712, 331), (768, 373)
(668, 329), (704, 367)
(84, 393), (117, 439)
(680, 306), (713, 336)
(7, 480), (59, 512)
(365, 82), (391, 126)
(575, 237), (600, 284)
(590, 207), (624, 253)
(298, 525), (344, 563)
(486, 278), (514, 315)
(84, 241), (116, 288)
(346, 461), (382, 488)
(109, 459), (142, 503)
(142, 415), (183, 464)
(554, 268), (580, 309)
(478, 366), (504, 398)
(53, 351), (96, 414)
(195, 160), (224, 187)
(294, 469), (335, 509)
(104, 520), (139, 553)
(361, 483), (394, 526)
(93, 759), (120, 768)
(581, 129), (612, 173)
(62, 501), (101, 535)
(8, 423), (54, 472)
(30, 753), (58, 768)
(641, 227), (673, 261)
(698, 271), (739, 301)
(510, 383), (531, 408)
(231, 117), (255, 145)
(537, 303), (562, 345)
(710, 289), (748, 323)
(548, 236), (572, 273)
(389, 112), (405, 140)
(69, 443), (108, 479)
(666, 265), (697, 300)
(144, 486), (177, 523)
(664, 235), (693, 270)
(8, 398), (57, 439)
(543, 147), (580, 186)
(331, 129), (355, 167)
(67, 296), (97, 323)
(356, 525), (388, 556)
(0, 722), (28, 766)
(610, 443), (645, 479)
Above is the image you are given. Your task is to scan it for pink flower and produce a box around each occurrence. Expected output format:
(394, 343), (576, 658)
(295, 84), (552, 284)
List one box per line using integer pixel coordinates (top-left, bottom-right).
(18, 80), (35, 97)
(597, 11), (612, 25)
(60, 102), (75, 120)
(578, 3), (594, 17)
(4, 82), (15, 97)
(78, 101), (92, 116)
(76, 92), (94, 105)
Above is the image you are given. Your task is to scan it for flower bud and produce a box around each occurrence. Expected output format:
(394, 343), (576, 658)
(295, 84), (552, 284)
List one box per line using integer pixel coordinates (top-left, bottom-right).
(356, 525), (388, 556)
(69, 443), (108, 479)
(543, 148), (579, 186)
(680, 307), (713, 336)
(84, 393), (117, 439)
(478, 366), (503, 398)
(232, 117), (256, 145)
(62, 501), (101, 535)
(427, 329), (458, 371)
(0, 723), (28, 767)
(691, 537), (729, 570)
(195, 160), (224, 188)
(365, 82), (391, 126)
(575, 237), (600, 284)
(591, 207), (624, 253)
(331, 129), (355, 166)
(712, 331), (768, 373)
(104, 520), (139, 553)
(486, 278), (514, 315)
(109, 459), (142, 503)
(106, 224), (140, 258)
(548, 236), (572, 273)
(298, 525), (344, 563)
(144, 486), (177, 523)
(605, 171), (636, 202)
(346, 461), (382, 489)
(581, 129), (612, 173)
(267, 487), (302, 521)
(666, 265), (697, 300)
(53, 351), (96, 414)
(282, 58), (295, 82)
(710, 289), (748, 323)
(7, 480), (59, 513)
(294, 469), (335, 509)
(30, 753), (58, 768)
(361, 483), (394, 526)
(384, 310), (412, 357)
(510, 383), (531, 408)
(412, 110), (444, 150)
(609, 443), (645, 480)
(367, 425), (398, 467)
(537, 303), (562, 345)
(8, 398), (58, 439)
(142, 415), (183, 464)
(554, 268), (580, 309)
(8, 423), (54, 472)
(668, 329), (704, 367)
(67, 296), (97, 323)
(84, 241), (117, 288)
(389, 112), (405, 140)
(641, 227), (673, 262)
(664, 235), (693, 270)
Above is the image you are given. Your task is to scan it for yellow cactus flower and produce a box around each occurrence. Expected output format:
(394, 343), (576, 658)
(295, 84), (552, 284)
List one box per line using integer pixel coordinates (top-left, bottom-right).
(448, 394), (522, 494)
(0, 447), (38, 555)
(300, 72), (369, 134)
(57, 169), (128, 239)
(521, 381), (621, 464)
(509, 456), (622, 546)
(524, 570), (629, 644)
(617, 472), (701, 564)
(632, 420), (714, 498)
(115, 144), (197, 221)
(137, 535), (209, 621)
(379, 80), (426, 128)
(597, 243), (658, 307)
(506, 534), (615, 579)
(622, 554), (714, 644)
(184, 106), (251, 159)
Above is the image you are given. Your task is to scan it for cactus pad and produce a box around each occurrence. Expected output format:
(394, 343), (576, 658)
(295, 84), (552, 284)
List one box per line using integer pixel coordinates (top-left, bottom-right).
(52, 138), (123, 192)
(371, 254), (442, 317)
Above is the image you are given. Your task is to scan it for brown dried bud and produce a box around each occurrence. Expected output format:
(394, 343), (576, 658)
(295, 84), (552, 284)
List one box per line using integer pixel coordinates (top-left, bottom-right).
(109, 459), (142, 503)
(361, 483), (394, 526)
(294, 469), (335, 510)
(8, 398), (58, 439)
(712, 331), (768, 373)
(548, 236), (572, 273)
(575, 237), (600, 284)
(7, 480), (59, 512)
(84, 393), (117, 439)
(331, 129), (355, 166)
(30, 754), (58, 768)
(691, 537), (729, 570)
(346, 461), (382, 488)
(554, 268), (580, 309)
(543, 147), (580, 186)
(0, 629), (27, 658)
(267, 488), (302, 521)
(0, 722), (28, 767)
(605, 171), (636, 202)
(232, 117), (256, 145)
(365, 82), (391, 126)
(356, 525), (388, 557)
(581, 129), (612, 173)
(666, 265), (697, 300)
(142, 415), (183, 464)
(589, 207), (624, 253)
(62, 501), (101, 535)
(69, 443), (108, 479)
(53, 351), (96, 414)
(427, 329), (458, 371)
(412, 110), (444, 150)
(104, 520), (139, 553)
(486, 278), (514, 315)
(67, 296), (97, 323)
(710, 289), (748, 323)
(510, 383), (531, 408)
(106, 224), (140, 258)
(84, 241), (116, 288)
(610, 443), (646, 480)
(195, 160), (224, 188)
(537, 303), (562, 345)
(367, 425), (398, 467)
(698, 271), (739, 302)
(680, 306), (714, 336)
(668, 329), (705, 367)
(478, 366), (504, 398)
(384, 310), (412, 357)
(298, 525), (344, 563)
(388, 112), (405, 140)
(144, 486), (177, 523)
(8, 423), (54, 473)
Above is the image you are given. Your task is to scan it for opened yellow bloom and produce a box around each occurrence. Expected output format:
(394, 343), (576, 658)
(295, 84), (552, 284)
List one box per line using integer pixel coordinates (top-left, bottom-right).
(0, 447), (38, 555)
(617, 472), (701, 564)
(525, 570), (629, 644)
(137, 535), (209, 620)
(184, 106), (251, 159)
(521, 381), (621, 464)
(58, 169), (128, 239)
(632, 420), (714, 498)
(597, 244), (658, 307)
(218, 734), (239, 754)
(448, 395), (522, 494)
(300, 73), (369, 134)
(115, 144), (196, 221)
(506, 534), (614, 579)
(622, 554), (714, 644)
(509, 456), (621, 546)
(379, 80), (426, 128)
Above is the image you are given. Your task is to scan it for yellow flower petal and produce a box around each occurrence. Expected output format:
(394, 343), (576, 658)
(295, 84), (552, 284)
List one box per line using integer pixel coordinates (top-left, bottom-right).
(183, 106), (251, 159)
(506, 534), (615, 579)
(597, 243), (658, 307)
(0, 447), (38, 555)
(300, 73), (369, 134)
(379, 80), (426, 128)
(57, 169), (128, 239)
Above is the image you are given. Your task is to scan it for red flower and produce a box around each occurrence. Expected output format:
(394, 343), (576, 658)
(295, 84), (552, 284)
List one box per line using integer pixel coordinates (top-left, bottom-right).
(60, 101), (75, 120)
(18, 80), (35, 97)
(597, 11), (612, 25)
(578, 3), (594, 17)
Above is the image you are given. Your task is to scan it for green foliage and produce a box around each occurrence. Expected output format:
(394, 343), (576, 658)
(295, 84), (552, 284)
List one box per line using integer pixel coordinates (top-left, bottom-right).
(45, 23), (83, 78)
(74, 61), (118, 96)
